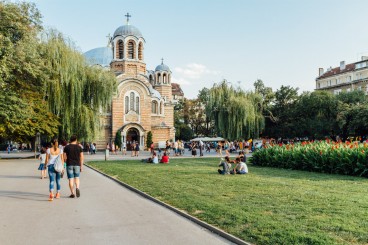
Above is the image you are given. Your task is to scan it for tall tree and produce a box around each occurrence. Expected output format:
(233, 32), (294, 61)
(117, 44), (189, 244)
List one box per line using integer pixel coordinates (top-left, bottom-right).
(207, 80), (264, 140)
(41, 30), (117, 141)
(0, 1), (59, 144)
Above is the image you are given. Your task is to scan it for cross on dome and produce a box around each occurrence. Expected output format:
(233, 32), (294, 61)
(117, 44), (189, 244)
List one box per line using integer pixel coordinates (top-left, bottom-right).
(125, 12), (131, 24)
(161, 58), (164, 64)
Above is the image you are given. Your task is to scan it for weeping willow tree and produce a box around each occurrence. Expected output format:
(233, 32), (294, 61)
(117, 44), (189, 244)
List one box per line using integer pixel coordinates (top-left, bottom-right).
(40, 30), (116, 141)
(207, 80), (264, 140)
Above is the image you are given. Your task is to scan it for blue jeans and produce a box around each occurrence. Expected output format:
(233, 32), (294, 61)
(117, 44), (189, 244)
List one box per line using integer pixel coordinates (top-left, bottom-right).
(67, 165), (80, 179)
(48, 165), (61, 192)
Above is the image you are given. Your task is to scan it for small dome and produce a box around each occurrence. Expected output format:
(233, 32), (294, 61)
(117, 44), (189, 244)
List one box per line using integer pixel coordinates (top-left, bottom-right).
(149, 86), (161, 99)
(113, 25), (143, 38)
(155, 63), (171, 72)
(84, 47), (113, 67)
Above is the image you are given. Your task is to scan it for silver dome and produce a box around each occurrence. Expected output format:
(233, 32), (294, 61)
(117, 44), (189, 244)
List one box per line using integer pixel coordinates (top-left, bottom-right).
(155, 63), (171, 72)
(84, 47), (113, 67)
(148, 86), (162, 99)
(113, 25), (143, 38)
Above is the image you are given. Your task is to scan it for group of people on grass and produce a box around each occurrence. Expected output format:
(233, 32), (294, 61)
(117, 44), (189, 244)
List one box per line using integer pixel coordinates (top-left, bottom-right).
(38, 135), (84, 201)
(217, 152), (248, 175)
(144, 151), (170, 164)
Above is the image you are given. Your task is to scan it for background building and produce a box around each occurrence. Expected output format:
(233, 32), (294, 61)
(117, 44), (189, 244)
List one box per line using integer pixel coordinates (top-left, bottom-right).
(315, 56), (368, 95)
(84, 16), (184, 150)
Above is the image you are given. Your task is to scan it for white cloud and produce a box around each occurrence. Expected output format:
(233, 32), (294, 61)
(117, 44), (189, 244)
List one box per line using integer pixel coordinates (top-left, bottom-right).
(174, 63), (219, 79)
(171, 76), (191, 85)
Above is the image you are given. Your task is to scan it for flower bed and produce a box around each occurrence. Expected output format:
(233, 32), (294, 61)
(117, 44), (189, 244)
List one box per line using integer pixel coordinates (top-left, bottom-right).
(250, 141), (368, 177)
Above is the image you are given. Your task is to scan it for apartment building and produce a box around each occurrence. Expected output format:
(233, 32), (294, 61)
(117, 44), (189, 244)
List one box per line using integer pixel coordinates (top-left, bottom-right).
(315, 56), (368, 94)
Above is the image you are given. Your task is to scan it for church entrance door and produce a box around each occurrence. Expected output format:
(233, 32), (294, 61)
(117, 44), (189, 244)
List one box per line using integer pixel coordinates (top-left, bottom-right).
(126, 128), (139, 151)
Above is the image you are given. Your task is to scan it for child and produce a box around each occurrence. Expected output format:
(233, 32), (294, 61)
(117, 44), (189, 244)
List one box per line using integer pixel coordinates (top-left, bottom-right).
(38, 147), (47, 179)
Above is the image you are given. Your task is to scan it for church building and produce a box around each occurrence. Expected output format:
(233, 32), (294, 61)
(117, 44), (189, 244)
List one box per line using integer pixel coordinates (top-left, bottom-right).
(84, 14), (182, 150)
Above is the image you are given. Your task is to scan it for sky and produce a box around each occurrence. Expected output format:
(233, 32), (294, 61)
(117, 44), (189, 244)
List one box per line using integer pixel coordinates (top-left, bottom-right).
(28, 0), (368, 98)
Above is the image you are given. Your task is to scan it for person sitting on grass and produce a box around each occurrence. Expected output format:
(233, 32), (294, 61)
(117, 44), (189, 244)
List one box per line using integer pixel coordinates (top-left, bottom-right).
(218, 156), (233, 175)
(160, 152), (169, 164)
(230, 157), (248, 175)
(152, 152), (158, 164)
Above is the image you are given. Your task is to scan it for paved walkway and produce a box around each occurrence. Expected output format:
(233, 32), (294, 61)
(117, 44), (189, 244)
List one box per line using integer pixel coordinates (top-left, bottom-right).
(0, 158), (233, 245)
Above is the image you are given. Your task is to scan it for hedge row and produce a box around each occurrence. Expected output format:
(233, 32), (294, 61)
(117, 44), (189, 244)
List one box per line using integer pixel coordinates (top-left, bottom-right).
(250, 141), (368, 177)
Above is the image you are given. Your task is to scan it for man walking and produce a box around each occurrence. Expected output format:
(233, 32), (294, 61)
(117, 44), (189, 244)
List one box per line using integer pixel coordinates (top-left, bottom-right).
(63, 135), (84, 198)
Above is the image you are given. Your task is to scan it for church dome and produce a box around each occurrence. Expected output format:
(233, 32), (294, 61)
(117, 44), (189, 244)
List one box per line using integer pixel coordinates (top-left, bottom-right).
(155, 63), (171, 72)
(113, 25), (143, 39)
(149, 86), (162, 99)
(84, 47), (113, 67)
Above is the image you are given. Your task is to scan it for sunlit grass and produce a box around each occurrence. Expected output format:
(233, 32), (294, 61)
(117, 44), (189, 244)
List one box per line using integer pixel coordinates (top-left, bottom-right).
(89, 158), (368, 245)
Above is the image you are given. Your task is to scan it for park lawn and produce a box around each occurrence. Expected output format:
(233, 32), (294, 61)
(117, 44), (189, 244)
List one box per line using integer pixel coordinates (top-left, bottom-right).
(88, 158), (368, 245)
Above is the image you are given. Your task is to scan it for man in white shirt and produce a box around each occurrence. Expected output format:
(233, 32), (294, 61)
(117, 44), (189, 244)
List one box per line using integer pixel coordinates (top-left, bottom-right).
(231, 157), (248, 175)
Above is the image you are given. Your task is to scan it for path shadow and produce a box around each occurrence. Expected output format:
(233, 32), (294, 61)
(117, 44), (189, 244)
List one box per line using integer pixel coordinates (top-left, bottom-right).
(0, 175), (39, 179)
(0, 190), (48, 201)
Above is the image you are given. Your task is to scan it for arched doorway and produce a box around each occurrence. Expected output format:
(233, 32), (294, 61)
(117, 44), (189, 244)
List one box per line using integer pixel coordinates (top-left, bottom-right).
(126, 128), (139, 151)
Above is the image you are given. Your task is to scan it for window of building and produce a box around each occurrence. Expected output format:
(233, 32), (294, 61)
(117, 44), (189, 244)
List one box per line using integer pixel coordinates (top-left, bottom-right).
(128, 40), (135, 59)
(346, 88), (351, 92)
(130, 92), (135, 111)
(163, 73), (167, 84)
(334, 89), (341, 95)
(118, 40), (124, 59)
(357, 86), (362, 91)
(136, 97), (140, 114)
(125, 96), (129, 113)
(124, 91), (140, 114)
(152, 101), (158, 114)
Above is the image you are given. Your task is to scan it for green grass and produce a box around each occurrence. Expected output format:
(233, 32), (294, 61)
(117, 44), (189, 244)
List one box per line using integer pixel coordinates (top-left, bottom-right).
(88, 158), (368, 245)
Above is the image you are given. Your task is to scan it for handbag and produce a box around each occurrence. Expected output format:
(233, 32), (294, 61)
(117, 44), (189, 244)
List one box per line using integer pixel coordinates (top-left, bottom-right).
(54, 155), (64, 173)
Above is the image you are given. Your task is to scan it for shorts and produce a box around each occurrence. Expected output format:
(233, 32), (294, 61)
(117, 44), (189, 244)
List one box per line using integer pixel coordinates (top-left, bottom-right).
(67, 165), (81, 179)
(38, 163), (45, 170)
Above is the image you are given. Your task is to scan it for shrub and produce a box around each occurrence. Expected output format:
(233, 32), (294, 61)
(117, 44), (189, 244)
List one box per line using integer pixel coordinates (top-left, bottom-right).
(250, 141), (368, 177)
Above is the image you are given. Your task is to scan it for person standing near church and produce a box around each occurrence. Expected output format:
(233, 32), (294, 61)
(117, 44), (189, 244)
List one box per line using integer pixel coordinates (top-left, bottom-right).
(63, 135), (84, 198)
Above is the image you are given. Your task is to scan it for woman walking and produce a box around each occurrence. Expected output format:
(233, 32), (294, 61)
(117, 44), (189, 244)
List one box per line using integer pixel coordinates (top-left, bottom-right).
(45, 139), (64, 201)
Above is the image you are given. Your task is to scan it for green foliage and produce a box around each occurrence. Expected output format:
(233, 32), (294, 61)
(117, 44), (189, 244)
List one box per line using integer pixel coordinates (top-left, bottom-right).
(40, 30), (116, 141)
(146, 131), (153, 149)
(0, 1), (59, 142)
(251, 141), (368, 177)
(176, 124), (193, 141)
(115, 130), (122, 149)
(207, 80), (264, 140)
(90, 158), (368, 245)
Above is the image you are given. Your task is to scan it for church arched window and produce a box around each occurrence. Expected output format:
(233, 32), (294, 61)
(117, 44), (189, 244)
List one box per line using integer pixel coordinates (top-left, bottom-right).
(136, 97), (140, 114)
(149, 75), (153, 85)
(130, 92), (135, 111)
(118, 40), (124, 59)
(138, 42), (143, 60)
(157, 73), (161, 84)
(125, 96), (129, 113)
(163, 73), (167, 84)
(152, 101), (158, 114)
(128, 40), (135, 59)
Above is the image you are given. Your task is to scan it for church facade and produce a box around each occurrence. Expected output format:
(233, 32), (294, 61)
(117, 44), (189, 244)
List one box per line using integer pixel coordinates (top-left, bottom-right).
(84, 17), (180, 150)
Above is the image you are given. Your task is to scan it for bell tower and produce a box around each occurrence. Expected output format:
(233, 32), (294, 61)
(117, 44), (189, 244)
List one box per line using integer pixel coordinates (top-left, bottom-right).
(110, 13), (146, 76)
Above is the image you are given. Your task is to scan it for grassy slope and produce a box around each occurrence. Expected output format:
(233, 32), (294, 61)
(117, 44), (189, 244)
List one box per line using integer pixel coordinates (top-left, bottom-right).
(88, 158), (368, 245)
